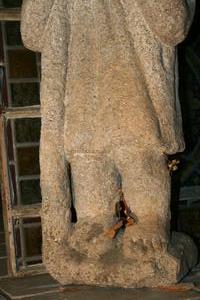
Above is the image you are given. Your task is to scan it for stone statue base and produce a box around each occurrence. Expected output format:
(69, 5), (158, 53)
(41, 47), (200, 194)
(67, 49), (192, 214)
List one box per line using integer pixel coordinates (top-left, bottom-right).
(43, 229), (197, 288)
(41, 150), (197, 288)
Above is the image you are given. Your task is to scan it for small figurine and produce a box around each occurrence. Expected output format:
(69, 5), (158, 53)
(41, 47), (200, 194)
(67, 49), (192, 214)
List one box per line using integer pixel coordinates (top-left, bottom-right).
(168, 159), (180, 174)
(105, 190), (137, 239)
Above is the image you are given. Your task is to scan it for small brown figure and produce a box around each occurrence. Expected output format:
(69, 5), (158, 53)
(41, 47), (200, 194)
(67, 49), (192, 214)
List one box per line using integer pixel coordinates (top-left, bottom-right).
(168, 159), (180, 174)
(105, 191), (137, 239)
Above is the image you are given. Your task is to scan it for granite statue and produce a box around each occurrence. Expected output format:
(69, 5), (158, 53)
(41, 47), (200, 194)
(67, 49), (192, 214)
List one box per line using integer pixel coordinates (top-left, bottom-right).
(21, 0), (197, 287)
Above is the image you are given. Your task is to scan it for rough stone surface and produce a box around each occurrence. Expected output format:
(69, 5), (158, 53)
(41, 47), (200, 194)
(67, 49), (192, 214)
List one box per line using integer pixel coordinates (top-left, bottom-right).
(21, 0), (197, 288)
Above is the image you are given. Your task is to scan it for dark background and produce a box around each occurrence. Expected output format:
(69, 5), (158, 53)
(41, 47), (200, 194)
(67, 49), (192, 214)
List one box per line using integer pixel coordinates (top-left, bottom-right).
(171, 1), (200, 250)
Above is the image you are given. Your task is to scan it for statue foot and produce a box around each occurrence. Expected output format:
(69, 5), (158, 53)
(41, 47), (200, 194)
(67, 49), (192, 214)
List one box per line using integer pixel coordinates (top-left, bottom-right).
(68, 218), (113, 259)
(122, 223), (168, 259)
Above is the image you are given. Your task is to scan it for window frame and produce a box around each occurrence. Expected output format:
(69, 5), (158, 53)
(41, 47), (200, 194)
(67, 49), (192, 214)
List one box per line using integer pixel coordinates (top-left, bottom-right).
(0, 8), (44, 277)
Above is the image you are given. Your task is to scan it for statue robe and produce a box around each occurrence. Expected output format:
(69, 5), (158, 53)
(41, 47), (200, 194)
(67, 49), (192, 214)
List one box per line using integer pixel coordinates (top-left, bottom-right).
(21, 0), (195, 154)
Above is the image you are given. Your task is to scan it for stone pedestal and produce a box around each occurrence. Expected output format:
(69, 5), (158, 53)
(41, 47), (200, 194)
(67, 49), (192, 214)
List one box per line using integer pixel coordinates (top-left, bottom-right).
(43, 229), (197, 288)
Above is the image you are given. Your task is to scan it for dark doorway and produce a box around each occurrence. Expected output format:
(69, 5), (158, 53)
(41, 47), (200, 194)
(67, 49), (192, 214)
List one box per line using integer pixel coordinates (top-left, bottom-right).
(171, 1), (200, 252)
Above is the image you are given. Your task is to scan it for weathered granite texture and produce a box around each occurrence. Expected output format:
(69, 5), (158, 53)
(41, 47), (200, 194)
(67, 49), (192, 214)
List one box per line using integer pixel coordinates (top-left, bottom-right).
(21, 0), (197, 288)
